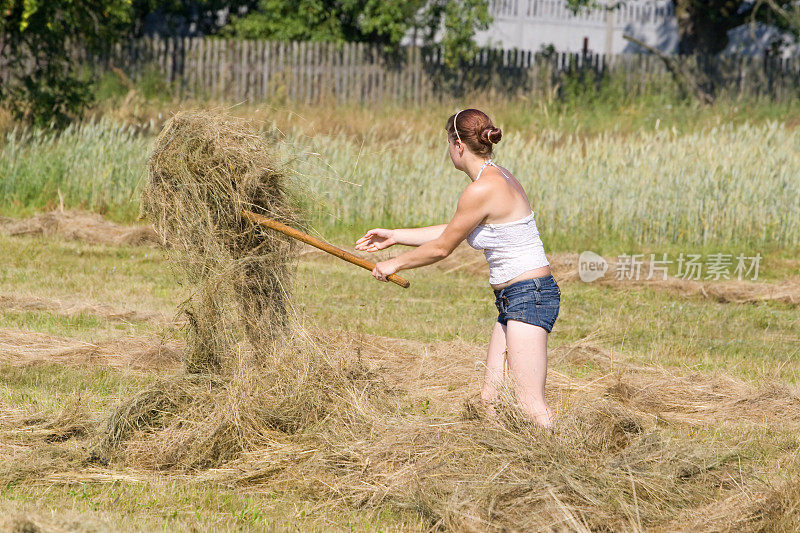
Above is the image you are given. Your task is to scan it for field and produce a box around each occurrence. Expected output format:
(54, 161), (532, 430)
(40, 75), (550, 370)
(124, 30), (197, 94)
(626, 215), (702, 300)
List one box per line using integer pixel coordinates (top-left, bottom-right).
(1, 100), (800, 531)
(3, 100), (800, 250)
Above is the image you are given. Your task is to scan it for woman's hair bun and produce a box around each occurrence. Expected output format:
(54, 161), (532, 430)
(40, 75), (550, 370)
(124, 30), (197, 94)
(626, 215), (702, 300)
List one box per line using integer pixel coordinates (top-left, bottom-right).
(480, 127), (502, 145)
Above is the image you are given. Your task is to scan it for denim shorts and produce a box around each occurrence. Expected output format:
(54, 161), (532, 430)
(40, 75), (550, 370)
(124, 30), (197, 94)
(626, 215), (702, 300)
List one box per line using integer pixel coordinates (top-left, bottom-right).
(493, 274), (561, 333)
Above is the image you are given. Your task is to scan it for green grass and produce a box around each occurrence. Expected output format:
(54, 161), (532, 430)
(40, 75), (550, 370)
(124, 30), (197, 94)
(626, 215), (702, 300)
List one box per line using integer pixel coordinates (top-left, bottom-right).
(2, 232), (798, 384)
(2, 101), (800, 252)
(0, 480), (419, 531)
(0, 235), (179, 316)
(0, 310), (158, 340)
(0, 231), (798, 529)
(0, 363), (155, 414)
(0, 310), (104, 335)
(299, 119), (800, 248)
(0, 119), (149, 222)
(1, 96), (799, 530)
(297, 254), (800, 383)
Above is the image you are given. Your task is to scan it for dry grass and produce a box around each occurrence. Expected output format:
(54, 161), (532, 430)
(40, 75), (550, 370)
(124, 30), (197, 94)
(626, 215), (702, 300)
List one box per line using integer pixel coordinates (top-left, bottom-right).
(1, 320), (799, 530)
(0, 328), (181, 370)
(142, 110), (302, 373)
(0, 293), (169, 325)
(97, 109), (397, 482)
(555, 254), (800, 306)
(76, 331), (800, 531)
(0, 209), (158, 246)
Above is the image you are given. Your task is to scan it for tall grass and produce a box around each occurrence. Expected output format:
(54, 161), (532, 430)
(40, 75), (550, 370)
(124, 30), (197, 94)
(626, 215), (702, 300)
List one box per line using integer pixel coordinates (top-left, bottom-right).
(0, 119), (149, 221)
(2, 113), (799, 249)
(289, 120), (800, 249)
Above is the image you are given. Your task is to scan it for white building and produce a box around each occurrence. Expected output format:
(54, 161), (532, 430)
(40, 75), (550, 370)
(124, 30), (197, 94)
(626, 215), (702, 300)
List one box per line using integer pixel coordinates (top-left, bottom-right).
(474, 0), (796, 56)
(474, 0), (675, 55)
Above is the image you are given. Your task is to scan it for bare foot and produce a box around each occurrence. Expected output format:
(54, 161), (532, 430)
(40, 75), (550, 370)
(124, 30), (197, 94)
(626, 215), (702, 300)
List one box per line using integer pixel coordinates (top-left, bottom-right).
(533, 413), (556, 434)
(481, 401), (504, 428)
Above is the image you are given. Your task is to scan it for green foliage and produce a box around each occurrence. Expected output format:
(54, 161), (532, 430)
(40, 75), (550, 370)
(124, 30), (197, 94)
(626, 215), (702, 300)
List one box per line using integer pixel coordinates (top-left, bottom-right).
(222, 0), (351, 42)
(91, 71), (132, 102)
(0, 0), (132, 126)
(556, 57), (680, 107)
(427, 0), (492, 68)
(223, 0), (491, 65)
(565, 0), (606, 13)
(223, 0), (427, 46)
(137, 64), (175, 101)
(130, 0), (258, 36)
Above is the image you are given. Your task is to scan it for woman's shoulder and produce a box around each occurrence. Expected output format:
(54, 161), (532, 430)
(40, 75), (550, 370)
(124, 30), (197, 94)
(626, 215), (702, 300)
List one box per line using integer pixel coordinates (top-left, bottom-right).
(458, 178), (495, 207)
(491, 164), (515, 180)
(480, 164), (515, 182)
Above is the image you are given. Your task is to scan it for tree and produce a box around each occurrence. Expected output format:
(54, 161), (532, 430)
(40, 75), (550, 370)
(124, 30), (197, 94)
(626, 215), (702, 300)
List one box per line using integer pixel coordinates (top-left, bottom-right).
(673, 0), (799, 55)
(222, 0), (424, 45)
(423, 0), (492, 68)
(566, 0), (800, 103)
(566, 0), (800, 56)
(0, 0), (132, 126)
(223, 0), (491, 67)
(129, 0), (258, 37)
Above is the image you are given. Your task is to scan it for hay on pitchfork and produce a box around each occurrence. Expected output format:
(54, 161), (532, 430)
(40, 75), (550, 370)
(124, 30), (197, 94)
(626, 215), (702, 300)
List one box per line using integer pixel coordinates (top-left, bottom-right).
(141, 110), (303, 373)
(99, 110), (392, 469)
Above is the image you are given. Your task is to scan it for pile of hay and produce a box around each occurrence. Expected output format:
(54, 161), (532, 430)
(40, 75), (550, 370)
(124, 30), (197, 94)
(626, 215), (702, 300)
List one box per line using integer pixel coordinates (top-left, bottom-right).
(142, 110), (302, 373)
(98, 110), (390, 470)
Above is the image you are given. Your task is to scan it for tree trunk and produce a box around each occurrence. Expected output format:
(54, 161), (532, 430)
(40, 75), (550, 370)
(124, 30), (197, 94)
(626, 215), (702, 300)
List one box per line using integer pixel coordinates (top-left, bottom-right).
(673, 0), (746, 55)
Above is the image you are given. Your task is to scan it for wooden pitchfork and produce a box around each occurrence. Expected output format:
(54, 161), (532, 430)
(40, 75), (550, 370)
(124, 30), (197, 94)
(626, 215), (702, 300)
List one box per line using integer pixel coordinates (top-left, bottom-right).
(242, 210), (410, 289)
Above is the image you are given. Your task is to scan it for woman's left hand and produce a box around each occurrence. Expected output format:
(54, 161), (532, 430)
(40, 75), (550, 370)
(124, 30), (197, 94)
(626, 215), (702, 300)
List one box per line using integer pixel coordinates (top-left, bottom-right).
(372, 259), (398, 282)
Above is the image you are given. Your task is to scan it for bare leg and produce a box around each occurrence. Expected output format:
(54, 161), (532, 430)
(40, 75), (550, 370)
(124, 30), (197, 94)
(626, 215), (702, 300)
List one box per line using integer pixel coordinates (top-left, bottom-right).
(505, 320), (554, 427)
(481, 321), (507, 417)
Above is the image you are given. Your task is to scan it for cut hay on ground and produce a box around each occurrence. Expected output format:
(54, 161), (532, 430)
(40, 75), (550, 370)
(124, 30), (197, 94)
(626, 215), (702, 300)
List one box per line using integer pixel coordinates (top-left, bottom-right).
(0, 293), (169, 325)
(433, 246), (800, 306)
(1, 323), (798, 530)
(90, 327), (800, 530)
(550, 253), (800, 306)
(0, 328), (182, 370)
(95, 333), (800, 531)
(0, 210), (158, 246)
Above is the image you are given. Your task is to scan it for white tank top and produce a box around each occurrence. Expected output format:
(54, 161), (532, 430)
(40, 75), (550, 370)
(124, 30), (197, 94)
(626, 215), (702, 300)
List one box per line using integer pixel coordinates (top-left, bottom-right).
(466, 160), (550, 285)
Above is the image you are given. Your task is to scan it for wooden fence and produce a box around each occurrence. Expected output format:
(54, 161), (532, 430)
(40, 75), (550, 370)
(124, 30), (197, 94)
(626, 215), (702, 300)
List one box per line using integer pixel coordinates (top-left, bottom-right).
(90, 37), (800, 103)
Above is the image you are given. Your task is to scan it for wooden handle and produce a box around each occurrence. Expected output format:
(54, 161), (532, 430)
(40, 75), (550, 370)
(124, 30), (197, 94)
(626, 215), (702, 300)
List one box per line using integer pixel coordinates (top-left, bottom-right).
(242, 210), (410, 289)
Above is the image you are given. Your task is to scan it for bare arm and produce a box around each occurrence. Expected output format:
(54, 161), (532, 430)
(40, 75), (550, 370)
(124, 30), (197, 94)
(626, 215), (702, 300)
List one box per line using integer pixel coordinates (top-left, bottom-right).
(392, 224), (447, 246)
(371, 182), (490, 280)
(355, 224), (447, 251)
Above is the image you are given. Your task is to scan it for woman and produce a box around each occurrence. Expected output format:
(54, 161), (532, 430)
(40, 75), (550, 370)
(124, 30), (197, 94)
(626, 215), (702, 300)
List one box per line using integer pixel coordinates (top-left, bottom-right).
(355, 108), (560, 428)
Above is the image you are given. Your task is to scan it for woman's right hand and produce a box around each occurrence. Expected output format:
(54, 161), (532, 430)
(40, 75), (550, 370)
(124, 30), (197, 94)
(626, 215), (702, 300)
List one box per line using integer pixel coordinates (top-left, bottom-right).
(355, 228), (396, 252)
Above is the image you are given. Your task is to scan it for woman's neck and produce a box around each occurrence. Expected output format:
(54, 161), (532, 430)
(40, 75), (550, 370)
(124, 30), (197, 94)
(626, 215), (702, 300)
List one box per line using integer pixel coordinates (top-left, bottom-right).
(463, 154), (491, 182)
